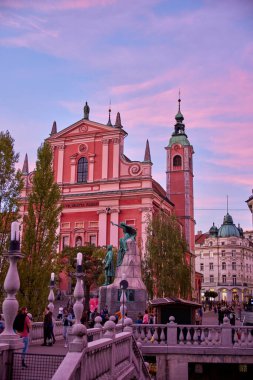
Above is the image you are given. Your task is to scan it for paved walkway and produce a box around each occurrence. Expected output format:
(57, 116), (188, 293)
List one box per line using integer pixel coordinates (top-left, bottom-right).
(202, 310), (242, 326)
(29, 339), (68, 355)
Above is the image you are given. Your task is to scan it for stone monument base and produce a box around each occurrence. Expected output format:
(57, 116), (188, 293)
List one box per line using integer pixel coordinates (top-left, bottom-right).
(99, 239), (147, 321)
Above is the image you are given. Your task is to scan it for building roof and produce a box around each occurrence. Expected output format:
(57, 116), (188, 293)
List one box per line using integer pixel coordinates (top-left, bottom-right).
(195, 232), (209, 245)
(149, 297), (201, 307)
(218, 213), (241, 238)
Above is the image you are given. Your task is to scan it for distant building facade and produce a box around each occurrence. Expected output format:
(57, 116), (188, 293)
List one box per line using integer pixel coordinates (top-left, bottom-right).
(20, 99), (195, 293)
(195, 213), (253, 303)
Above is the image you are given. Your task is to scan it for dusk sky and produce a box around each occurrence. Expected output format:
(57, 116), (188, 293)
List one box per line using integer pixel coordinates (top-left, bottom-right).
(1, 0), (253, 233)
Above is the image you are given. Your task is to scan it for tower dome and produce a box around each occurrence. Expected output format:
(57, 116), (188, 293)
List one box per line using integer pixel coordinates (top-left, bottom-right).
(218, 213), (240, 238)
(209, 222), (218, 237)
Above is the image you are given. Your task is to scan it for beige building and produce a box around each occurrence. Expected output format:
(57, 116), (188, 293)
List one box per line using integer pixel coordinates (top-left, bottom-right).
(195, 213), (253, 302)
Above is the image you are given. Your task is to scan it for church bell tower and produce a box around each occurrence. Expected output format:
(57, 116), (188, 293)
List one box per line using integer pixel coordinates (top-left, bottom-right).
(165, 96), (195, 254)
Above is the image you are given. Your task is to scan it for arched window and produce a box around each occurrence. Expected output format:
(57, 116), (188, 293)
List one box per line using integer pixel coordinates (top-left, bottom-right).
(173, 155), (182, 167)
(77, 157), (88, 183)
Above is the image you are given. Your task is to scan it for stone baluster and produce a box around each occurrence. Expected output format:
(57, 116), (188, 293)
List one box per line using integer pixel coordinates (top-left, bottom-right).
(186, 328), (191, 345)
(69, 252), (87, 352)
(233, 330), (239, 347)
(146, 326), (152, 342)
(207, 328), (213, 346)
(247, 329), (253, 347)
(141, 327), (146, 342)
(179, 328), (184, 345)
(193, 328), (199, 345)
(214, 329), (220, 345)
(200, 329), (206, 345)
(221, 316), (232, 347)
(153, 327), (159, 344)
(159, 327), (165, 345)
(240, 330), (246, 347)
(0, 221), (24, 349)
(48, 272), (55, 313)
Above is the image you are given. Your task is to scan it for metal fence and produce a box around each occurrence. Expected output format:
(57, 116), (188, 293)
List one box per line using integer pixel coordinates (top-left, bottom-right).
(11, 353), (65, 380)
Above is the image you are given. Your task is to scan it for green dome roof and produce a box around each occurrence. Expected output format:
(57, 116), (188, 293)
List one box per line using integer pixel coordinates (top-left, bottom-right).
(209, 223), (218, 236)
(168, 134), (190, 147)
(218, 213), (240, 238)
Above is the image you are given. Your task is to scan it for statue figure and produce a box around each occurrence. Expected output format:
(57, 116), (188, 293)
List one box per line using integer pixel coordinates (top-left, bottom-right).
(103, 245), (115, 285)
(111, 222), (137, 267)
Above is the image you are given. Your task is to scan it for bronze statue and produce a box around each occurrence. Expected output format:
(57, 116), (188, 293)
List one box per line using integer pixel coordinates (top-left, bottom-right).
(110, 222), (136, 266)
(103, 245), (114, 285)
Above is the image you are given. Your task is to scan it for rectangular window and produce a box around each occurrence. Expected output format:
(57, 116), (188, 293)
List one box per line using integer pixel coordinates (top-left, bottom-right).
(221, 250), (225, 257)
(221, 242), (225, 246)
(210, 275), (214, 283)
(222, 262), (226, 270)
(222, 275), (226, 284)
(209, 263), (214, 270)
(61, 222), (70, 229)
(232, 275), (236, 285)
(89, 221), (98, 228)
(232, 262), (236, 270)
(75, 222), (84, 229)
(232, 250), (236, 257)
(89, 235), (97, 246)
(200, 263), (204, 271)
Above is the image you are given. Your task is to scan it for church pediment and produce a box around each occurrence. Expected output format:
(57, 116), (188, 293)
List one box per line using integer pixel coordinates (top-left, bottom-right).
(48, 119), (121, 140)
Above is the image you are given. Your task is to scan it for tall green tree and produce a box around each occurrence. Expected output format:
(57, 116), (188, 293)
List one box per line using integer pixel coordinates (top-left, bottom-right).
(18, 142), (61, 320)
(58, 245), (105, 311)
(0, 130), (23, 259)
(142, 212), (191, 299)
(0, 131), (23, 307)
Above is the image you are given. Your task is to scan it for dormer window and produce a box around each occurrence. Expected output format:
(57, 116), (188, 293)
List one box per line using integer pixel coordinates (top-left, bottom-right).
(77, 157), (88, 183)
(173, 155), (182, 167)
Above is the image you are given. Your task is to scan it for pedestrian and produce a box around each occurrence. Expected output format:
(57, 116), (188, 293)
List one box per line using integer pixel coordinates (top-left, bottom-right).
(13, 307), (32, 368)
(143, 310), (149, 324)
(41, 307), (54, 346)
(57, 305), (64, 320)
(63, 309), (73, 348)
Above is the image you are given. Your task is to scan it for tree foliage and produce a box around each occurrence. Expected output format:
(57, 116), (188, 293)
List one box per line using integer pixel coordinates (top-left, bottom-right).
(58, 245), (105, 311)
(204, 291), (218, 299)
(142, 212), (191, 299)
(0, 131), (23, 259)
(18, 142), (61, 320)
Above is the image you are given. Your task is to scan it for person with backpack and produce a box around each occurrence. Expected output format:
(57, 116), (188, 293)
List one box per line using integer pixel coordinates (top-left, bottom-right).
(13, 307), (32, 368)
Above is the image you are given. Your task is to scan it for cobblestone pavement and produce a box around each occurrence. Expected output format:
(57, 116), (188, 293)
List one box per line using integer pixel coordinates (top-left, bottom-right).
(202, 309), (242, 326)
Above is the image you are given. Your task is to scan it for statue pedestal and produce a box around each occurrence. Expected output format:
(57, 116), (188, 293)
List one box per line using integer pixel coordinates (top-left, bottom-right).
(99, 239), (147, 321)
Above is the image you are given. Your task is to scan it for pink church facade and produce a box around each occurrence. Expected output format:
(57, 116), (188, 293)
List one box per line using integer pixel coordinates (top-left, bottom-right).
(20, 100), (196, 296)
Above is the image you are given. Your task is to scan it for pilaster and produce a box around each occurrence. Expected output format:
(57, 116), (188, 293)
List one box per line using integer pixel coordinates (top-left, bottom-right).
(102, 139), (109, 179)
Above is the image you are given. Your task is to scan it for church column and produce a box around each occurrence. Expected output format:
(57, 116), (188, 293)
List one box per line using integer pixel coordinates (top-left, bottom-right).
(88, 153), (95, 182)
(102, 139), (109, 179)
(98, 210), (107, 246)
(113, 138), (120, 178)
(110, 209), (120, 247)
(57, 145), (65, 184)
(70, 156), (76, 183)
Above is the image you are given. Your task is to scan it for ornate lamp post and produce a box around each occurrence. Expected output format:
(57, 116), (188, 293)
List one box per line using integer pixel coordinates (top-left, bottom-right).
(48, 272), (55, 313)
(0, 221), (24, 348)
(69, 252), (87, 352)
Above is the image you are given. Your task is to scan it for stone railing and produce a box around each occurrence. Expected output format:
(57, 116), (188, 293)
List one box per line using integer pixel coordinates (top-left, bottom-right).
(133, 316), (253, 349)
(52, 319), (151, 380)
